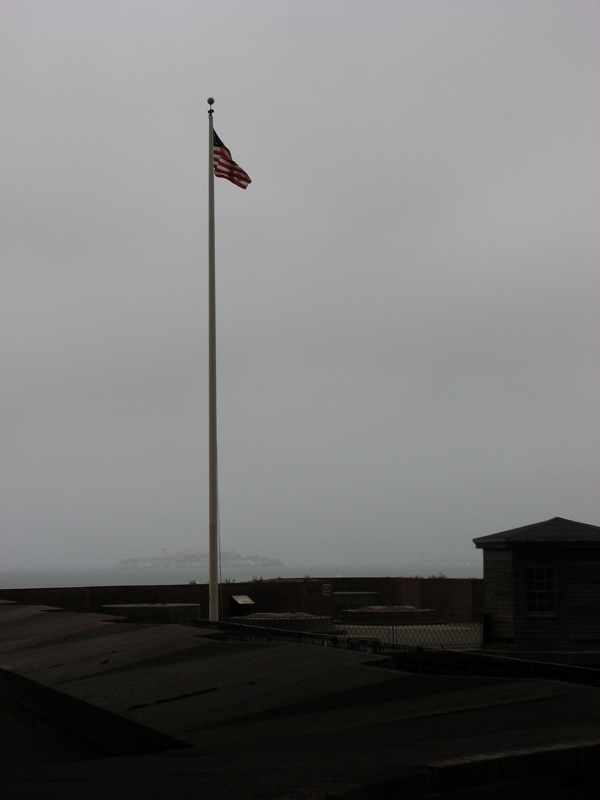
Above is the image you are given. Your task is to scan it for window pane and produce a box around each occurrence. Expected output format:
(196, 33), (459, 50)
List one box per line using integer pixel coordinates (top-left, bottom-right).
(525, 569), (556, 615)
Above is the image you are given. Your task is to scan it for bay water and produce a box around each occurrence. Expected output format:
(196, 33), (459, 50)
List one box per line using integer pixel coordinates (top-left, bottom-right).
(0, 559), (480, 590)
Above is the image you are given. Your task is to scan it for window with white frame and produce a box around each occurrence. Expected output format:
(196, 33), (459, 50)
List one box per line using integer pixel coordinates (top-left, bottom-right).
(524, 568), (556, 616)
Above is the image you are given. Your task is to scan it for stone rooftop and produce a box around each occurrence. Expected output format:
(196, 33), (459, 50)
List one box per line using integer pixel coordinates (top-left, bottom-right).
(2, 599), (600, 798)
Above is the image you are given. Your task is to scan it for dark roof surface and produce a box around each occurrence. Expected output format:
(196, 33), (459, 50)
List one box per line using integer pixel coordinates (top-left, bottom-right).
(5, 601), (600, 799)
(473, 516), (600, 547)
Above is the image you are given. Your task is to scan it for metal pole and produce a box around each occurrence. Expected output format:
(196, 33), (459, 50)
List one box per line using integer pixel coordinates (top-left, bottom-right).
(207, 97), (219, 621)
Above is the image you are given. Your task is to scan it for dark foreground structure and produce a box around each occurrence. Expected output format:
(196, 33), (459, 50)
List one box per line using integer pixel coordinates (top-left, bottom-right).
(2, 598), (600, 799)
(476, 517), (600, 663)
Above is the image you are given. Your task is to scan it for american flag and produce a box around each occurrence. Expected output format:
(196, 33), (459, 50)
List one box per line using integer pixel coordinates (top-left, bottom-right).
(213, 131), (251, 189)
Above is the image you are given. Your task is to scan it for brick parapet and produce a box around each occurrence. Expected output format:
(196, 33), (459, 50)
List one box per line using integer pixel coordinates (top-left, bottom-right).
(0, 576), (482, 618)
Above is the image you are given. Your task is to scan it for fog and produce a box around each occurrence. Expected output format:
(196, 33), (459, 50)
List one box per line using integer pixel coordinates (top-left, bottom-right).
(1, 1), (598, 574)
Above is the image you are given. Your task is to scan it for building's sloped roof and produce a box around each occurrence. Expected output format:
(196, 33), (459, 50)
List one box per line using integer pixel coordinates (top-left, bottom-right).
(473, 516), (600, 547)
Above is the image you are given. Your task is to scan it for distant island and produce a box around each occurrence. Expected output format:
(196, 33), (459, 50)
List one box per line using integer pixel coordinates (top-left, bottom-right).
(116, 548), (284, 570)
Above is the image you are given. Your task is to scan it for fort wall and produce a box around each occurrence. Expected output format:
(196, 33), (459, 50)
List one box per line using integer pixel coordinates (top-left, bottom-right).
(0, 576), (483, 618)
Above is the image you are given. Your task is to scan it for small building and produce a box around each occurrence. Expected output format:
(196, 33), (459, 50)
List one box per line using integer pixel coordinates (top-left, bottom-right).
(474, 516), (600, 664)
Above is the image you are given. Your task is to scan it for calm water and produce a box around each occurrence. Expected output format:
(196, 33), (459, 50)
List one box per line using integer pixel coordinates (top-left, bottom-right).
(0, 560), (480, 589)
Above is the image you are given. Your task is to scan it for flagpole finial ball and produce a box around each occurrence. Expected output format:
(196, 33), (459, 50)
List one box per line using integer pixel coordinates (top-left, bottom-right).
(207, 97), (215, 105)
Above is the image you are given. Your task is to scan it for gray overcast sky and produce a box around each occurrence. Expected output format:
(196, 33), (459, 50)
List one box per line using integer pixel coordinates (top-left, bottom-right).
(1, 0), (598, 572)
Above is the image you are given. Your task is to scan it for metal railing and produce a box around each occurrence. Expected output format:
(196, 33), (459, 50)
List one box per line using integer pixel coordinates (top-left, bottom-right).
(196, 616), (600, 687)
(196, 613), (483, 652)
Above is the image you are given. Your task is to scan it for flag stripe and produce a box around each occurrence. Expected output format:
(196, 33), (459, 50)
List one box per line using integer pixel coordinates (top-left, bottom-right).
(213, 131), (251, 189)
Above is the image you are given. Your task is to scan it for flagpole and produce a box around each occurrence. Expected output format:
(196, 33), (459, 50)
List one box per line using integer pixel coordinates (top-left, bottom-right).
(207, 97), (219, 621)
